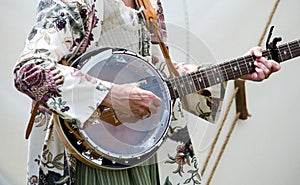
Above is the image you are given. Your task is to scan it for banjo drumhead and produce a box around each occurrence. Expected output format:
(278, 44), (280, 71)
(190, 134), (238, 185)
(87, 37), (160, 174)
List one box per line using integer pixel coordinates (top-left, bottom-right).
(59, 48), (172, 169)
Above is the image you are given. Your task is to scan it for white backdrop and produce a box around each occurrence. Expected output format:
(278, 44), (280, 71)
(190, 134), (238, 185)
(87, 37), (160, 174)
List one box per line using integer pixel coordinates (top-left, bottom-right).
(1, 0), (300, 185)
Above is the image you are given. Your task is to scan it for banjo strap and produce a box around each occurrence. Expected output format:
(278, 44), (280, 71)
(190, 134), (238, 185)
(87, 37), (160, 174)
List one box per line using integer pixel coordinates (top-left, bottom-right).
(135, 0), (180, 78)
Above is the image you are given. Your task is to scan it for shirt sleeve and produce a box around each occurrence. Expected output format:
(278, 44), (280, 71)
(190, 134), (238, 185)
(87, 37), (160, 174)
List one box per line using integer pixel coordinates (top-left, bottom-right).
(13, 0), (111, 128)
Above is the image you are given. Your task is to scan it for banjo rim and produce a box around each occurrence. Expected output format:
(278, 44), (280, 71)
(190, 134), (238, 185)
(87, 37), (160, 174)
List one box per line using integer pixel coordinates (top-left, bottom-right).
(54, 48), (172, 170)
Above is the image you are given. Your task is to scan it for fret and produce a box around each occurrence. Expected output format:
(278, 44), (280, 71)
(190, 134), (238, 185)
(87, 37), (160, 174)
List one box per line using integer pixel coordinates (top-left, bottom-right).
(186, 74), (198, 94)
(197, 71), (207, 89)
(289, 41), (297, 58)
(181, 74), (195, 95)
(244, 55), (256, 74)
(277, 47), (284, 62)
(204, 69), (212, 88)
(166, 81), (176, 99)
(297, 40), (300, 55)
(290, 40), (300, 59)
(263, 48), (281, 61)
(263, 50), (271, 60)
(175, 77), (185, 98)
(219, 62), (230, 81)
(200, 70), (210, 89)
(205, 68), (214, 87)
(212, 67), (220, 84)
(230, 60), (239, 79)
(213, 66), (223, 84)
(205, 68), (214, 86)
(280, 43), (288, 60)
(287, 42), (294, 58)
(218, 63), (227, 81)
(184, 75), (192, 95)
(169, 78), (180, 99)
(220, 62), (228, 80)
(184, 75), (193, 95)
(178, 75), (187, 96)
(236, 58), (243, 76)
(179, 76), (187, 95)
(228, 61), (235, 79)
(279, 43), (292, 61)
(238, 58), (245, 75)
(191, 72), (203, 91)
(242, 56), (251, 74)
(239, 57), (248, 74)
(207, 65), (224, 87)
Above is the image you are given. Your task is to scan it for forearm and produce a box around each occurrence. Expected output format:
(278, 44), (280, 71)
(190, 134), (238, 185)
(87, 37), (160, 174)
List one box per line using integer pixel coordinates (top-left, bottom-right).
(14, 0), (112, 128)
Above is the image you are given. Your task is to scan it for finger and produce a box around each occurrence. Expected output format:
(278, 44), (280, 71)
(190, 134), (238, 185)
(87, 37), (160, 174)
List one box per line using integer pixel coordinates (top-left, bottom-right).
(254, 60), (270, 76)
(115, 110), (139, 123)
(253, 48), (263, 57)
(141, 110), (152, 120)
(247, 46), (262, 56)
(146, 110), (151, 118)
(269, 60), (281, 72)
(254, 67), (266, 81)
(53, 75), (64, 85)
(153, 97), (162, 107)
(137, 91), (162, 107)
(255, 57), (273, 70)
(131, 105), (148, 117)
(45, 63), (56, 70)
(149, 104), (158, 114)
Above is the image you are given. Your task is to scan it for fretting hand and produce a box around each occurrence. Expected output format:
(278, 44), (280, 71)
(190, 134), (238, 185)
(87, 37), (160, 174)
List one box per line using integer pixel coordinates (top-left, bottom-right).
(177, 46), (281, 81)
(241, 46), (281, 81)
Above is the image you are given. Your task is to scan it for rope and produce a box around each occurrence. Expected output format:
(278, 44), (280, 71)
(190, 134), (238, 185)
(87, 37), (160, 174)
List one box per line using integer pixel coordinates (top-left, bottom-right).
(202, 1), (281, 183)
(258, 0), (281, 46)
(206, 112), (241, 185)
(201, 87), (239, 176)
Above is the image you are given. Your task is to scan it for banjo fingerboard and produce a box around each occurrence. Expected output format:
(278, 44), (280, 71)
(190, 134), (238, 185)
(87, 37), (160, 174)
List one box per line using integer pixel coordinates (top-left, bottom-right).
(166, 39), (300, 99)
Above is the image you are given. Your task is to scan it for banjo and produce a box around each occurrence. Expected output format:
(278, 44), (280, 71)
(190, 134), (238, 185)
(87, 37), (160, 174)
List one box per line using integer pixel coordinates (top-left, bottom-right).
(55, 39), (300, 170)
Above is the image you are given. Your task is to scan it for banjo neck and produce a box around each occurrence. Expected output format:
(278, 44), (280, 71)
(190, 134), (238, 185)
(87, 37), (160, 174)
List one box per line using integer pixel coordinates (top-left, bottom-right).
(166, 39), (300, 99)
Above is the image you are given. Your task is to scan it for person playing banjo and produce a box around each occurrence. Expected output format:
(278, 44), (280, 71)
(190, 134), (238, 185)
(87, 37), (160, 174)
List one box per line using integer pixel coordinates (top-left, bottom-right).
(14, 0), (280, 184)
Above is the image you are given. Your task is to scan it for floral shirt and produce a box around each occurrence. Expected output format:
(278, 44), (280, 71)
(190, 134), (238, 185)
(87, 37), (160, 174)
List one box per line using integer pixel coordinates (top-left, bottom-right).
(14, 0), (224, 184)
